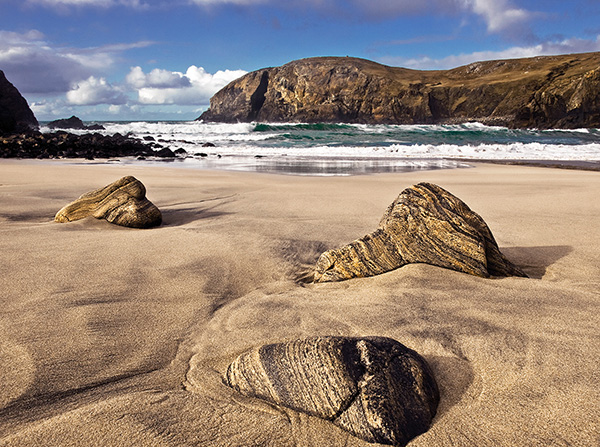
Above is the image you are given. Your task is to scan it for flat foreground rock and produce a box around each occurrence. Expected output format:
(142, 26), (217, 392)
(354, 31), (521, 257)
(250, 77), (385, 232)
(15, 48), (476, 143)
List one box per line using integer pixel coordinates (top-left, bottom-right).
(315, 182), (526, 282)
(55, 176), (162, 228)
(224, 336), (439, 445)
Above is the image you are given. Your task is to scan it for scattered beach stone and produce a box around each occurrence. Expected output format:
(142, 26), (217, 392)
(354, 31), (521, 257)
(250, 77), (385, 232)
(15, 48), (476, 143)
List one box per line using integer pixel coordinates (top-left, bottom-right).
(155, 147), (176, 158)
(315, 182), (526, 282)
(224, 336), (439, 446)
(55, 176), (162, 228)
(202, 142), (216, 147)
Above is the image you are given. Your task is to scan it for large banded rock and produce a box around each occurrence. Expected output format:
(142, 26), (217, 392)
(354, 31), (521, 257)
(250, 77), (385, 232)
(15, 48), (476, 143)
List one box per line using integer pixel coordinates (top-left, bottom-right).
(55, 176), (162, 228)
(315, 182), (526, 282)
(224, 336), (439, 445)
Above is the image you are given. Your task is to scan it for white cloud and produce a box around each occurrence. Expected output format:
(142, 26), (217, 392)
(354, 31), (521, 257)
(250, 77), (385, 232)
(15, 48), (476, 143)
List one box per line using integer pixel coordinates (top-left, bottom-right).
(188, 0), (538, 35)
(379, 36), (600, 70)
(129, 65), (246, 105)
(30, 99), (74, 119)
(126, 66), (191, 89)
(463, 0), (532, 32)
(0, 29), (154, 94)
(66, 76), (128, 105)
(0, 30), (90, 93)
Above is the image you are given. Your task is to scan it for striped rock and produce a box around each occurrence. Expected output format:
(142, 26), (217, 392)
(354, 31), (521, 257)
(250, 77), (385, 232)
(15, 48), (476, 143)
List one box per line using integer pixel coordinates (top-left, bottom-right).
(315, 182), (526, 282)
(55, 176), (162, 228)
(224, 336), (439, 445)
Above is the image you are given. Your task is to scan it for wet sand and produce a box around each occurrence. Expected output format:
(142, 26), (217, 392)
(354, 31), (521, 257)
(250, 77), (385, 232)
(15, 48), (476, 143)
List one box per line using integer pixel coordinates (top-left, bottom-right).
(0, 159), (598, 446)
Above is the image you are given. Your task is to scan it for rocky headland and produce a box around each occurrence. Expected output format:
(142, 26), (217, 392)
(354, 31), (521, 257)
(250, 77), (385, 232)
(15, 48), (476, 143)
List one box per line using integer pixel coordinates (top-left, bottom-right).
(0, 70), (39, 133)
(199, 52), (600, 129)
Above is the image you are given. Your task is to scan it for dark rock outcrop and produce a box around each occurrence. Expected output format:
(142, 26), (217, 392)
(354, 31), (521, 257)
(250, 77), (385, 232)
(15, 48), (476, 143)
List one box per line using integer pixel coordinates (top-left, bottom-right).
(224, 336), (439, 446)
(0, 70), (38, 134)
(55, 176), (162, 228)
(199, 53), (600, 129)
(314, 182), (526, 282)
(0, 130), (172, 159)
(47, 115), (105, 131)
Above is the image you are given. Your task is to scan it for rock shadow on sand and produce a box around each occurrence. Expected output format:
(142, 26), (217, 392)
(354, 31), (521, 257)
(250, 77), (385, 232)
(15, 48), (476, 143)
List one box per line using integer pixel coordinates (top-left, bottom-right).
(160, 207), (232, 226)
(500, 245), (573, 279)
(158, 195), (236, 226)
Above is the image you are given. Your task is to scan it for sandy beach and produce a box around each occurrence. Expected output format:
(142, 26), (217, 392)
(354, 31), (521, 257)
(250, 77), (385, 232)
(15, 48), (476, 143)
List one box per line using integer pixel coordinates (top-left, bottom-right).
(0, 159), (598, 446)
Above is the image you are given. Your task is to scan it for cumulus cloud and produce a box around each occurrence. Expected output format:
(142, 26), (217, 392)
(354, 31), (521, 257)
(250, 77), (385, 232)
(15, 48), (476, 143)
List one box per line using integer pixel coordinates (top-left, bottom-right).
(30, 99), (74, 119)
(128, 65), (246, 105)
(126, 66), (191, 89)
(0, 30), (91, 93)
(379, 36), (600, 70)
(0, 29), (154, 94)
(463, 0), (533, 32)
(66, 76), (128, 105)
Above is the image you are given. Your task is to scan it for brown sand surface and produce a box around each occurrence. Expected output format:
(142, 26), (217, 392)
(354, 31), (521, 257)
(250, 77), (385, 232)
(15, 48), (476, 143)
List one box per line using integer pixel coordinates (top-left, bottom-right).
(0, 159), (598, 446)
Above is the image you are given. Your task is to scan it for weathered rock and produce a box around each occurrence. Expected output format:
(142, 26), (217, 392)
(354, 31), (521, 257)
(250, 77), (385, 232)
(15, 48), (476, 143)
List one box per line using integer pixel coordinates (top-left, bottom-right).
(199, 53), (600, 129)
(47, 115), (105, 131)
(224, 336), (439, 445)
(155, 147), (176, 158)
(55, 176), (162, 228)
(315, 182), (526, 282)
(0, 70), (38, 134)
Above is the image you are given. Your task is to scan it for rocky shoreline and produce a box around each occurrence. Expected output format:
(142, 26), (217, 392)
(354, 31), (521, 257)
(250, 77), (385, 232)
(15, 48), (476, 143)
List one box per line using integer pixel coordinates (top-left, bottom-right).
(0, 130), (178, 160)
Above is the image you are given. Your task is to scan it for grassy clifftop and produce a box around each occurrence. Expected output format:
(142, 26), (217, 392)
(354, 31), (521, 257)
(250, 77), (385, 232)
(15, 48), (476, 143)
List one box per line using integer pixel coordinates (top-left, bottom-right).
(199, 53), (600, 129)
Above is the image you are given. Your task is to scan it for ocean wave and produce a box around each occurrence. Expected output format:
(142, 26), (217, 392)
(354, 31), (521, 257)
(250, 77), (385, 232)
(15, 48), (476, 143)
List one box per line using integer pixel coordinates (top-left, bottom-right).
(39, 120), (600, 161)
(253, 122), (354, 132)
(183, 142), (600, 161)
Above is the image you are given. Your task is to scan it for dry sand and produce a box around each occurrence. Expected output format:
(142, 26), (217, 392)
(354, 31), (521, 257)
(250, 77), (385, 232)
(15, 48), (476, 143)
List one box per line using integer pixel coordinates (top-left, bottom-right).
(0, 159), (598, 446)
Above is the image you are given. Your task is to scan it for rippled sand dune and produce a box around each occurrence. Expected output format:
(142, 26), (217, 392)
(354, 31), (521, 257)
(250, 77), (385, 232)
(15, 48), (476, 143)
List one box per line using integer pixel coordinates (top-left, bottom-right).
(0, 160), (598, 446)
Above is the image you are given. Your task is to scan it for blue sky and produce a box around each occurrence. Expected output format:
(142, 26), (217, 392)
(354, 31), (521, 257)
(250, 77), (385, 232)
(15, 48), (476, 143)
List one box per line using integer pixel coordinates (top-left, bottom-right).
(1, 0), (599, 121)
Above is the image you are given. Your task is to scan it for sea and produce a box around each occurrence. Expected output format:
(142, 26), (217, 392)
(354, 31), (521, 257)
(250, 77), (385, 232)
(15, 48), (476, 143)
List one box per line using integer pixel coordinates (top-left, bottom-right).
(40, 121), (600, 175)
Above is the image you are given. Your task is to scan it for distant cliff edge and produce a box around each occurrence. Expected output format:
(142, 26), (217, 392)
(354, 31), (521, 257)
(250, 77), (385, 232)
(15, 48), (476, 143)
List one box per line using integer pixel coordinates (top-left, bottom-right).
(198, 53), (600, 129)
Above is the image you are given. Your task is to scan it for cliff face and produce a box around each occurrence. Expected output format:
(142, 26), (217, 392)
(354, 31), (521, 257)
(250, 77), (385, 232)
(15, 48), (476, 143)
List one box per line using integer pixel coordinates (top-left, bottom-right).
(0, 70), (38, 134)
(198, 53), (600, 129)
